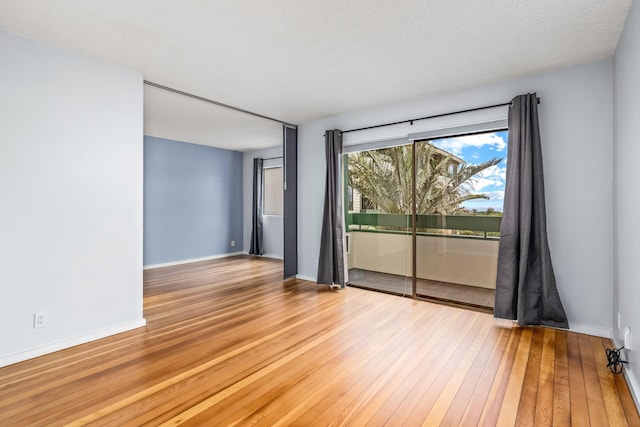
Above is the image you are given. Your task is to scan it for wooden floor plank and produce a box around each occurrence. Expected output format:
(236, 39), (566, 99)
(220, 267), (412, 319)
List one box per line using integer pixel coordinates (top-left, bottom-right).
(312, 306), (455, 427)
(420, 316), (497, 426)
(201, 306), (435, 427)
(455, 323), (513, 427)
(120, 297), (385, 426)
(374, 312), (485, 425)
(579, 334), (610, 426)
(0, 256), (638, 426)
(386, 313), (487, 425)
(476, 326), (525, 426)
(495, 326), (533, 426)
(534, 327), (556, 427)
(567, 332), (591, 426)
(341, 308), (468, 427)
(439, 323), (510, 427)
(185, 295), (413, 426)
(552, 330), (571, 427)
(515, 326), (545, 426)
(341, 310), (479, 426)
(282, 305), (435, 426)
(323, 308), (445, 427)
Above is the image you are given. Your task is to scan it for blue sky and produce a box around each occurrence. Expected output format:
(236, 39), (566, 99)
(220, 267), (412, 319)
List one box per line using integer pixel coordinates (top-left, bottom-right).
(431, 130), (508, 212)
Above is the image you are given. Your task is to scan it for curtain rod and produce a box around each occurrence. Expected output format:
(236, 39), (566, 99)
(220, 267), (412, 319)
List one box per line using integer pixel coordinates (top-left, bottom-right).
(262, 156), (283, 161)
(340, 97), (540, 135)
(143, 80), (297, 128)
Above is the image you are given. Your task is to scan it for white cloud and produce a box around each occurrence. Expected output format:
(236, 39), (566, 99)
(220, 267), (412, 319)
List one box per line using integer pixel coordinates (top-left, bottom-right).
(477, 164), (506, 181)
(433, 133), (506, 156)
(472, 178), (502, 191)
(467, 164), (506, 191)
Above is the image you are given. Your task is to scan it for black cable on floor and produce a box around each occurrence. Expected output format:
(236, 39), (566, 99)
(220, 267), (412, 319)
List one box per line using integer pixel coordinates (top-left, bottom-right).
(606, 347), (627, 374)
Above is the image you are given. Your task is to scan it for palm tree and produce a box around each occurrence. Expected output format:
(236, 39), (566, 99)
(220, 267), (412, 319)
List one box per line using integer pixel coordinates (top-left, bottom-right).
(348, 143), (501, 215)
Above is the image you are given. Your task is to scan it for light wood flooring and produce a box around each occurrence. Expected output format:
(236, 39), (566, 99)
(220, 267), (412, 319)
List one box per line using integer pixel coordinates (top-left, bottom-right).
(0, 255), (638, 426)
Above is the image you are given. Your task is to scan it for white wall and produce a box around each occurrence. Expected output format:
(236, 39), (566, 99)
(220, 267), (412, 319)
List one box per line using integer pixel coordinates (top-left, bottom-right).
(299, 59), (614, 336)
(613, 0), (640, 405)
(0, 30), (145, 366)
(243, 145), (284, 259)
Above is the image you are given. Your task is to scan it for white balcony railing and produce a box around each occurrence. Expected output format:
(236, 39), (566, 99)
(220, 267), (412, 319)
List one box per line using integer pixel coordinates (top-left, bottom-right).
(347, 231), (499, 289)
(346, 213), (501, 289)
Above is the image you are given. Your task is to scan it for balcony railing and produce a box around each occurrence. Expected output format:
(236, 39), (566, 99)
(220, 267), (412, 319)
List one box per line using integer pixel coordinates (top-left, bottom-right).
(346, 213), (501, 239)
(345, 212), (501, 289)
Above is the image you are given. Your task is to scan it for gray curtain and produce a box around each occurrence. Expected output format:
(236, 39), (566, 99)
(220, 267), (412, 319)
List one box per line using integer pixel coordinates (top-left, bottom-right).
(495, 93), (568, 328)
(249, 158), (264, 255)
(317, 130), (346, 287)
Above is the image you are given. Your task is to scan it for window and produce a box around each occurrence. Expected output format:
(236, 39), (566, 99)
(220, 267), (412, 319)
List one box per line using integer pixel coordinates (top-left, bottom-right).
(263, 167), (283, 215)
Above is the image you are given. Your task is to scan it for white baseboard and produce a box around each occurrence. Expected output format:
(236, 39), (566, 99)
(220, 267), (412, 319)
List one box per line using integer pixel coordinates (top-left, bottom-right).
(0, 318), (147, 368)
(569, 323), (612, 339)
(296, 274), (317, 282)
(625, 367), (640, 412)
(143, 252), (244, 270)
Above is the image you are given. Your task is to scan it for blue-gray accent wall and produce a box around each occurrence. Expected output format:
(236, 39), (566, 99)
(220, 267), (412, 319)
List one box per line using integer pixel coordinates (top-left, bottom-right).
(144, 136), (243, 265)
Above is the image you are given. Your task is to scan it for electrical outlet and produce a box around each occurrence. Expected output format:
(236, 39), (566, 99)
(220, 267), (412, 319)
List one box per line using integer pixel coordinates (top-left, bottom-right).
(624, 327), (633, 350)
(618, 312), (622, 330)
(231, 240), (235, 247)
(34, 312), (48, 328)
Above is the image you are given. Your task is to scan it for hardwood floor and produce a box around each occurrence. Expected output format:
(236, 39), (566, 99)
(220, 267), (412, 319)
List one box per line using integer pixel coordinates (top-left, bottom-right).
(0, 255), (638, 426)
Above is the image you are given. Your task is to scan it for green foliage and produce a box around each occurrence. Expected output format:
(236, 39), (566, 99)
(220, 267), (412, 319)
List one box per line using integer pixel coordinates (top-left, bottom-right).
(348, 144), (502, 215)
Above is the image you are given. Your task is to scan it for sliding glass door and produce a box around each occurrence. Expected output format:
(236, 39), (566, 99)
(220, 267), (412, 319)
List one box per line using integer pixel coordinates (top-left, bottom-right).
(345, 144), (413, 296)
(344, 130), (507, 310)
(413, 132), (506, 309)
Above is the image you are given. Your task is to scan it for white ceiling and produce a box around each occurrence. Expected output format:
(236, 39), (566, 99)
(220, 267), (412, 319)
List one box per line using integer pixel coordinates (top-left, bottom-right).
(0, 0), (632, 151)
(144, 84), (284, 151)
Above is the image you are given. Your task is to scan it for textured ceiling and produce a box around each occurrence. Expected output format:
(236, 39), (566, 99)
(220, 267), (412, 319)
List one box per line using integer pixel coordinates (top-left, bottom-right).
(0, 0), (632, 151)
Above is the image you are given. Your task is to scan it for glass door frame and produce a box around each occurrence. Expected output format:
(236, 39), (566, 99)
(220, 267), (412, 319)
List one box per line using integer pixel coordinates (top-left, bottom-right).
(344, 124), (507, 308)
